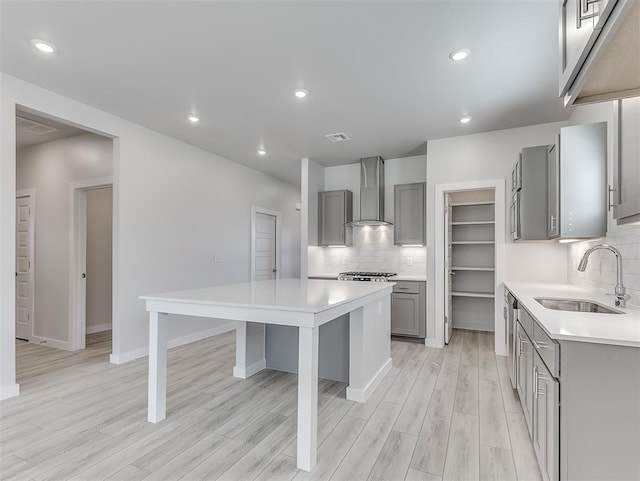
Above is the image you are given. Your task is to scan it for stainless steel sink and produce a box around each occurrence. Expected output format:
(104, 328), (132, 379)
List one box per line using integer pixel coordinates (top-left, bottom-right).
(534, 297), (623, 314)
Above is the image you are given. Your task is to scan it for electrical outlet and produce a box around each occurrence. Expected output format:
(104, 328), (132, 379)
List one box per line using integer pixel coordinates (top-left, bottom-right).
(406, 257), (413, 266)
(214, 254), (224, 263)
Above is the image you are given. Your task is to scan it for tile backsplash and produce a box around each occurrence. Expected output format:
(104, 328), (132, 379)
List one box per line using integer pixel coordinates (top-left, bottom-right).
(567, 224), (640, 305)
(308, 225), (427, 277)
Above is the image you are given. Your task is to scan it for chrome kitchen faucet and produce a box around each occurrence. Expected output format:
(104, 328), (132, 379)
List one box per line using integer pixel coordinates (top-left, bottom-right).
(577, 244), (630, 308)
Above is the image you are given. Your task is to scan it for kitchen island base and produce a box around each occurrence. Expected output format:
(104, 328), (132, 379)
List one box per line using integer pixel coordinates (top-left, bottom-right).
(142, 279), (393, 472)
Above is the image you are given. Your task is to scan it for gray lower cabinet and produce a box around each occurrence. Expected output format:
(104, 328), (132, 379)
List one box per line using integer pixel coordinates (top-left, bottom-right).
(318, 190), (353, 246)
(532, 351), (559, 481)
(394, 182), (425, 246)
(513, 302), (640, 481)
(391, 280), (425, 338)
(516, 321), (534, 433)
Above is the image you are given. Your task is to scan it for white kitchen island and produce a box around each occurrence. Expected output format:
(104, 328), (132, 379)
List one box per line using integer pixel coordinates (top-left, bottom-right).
(140, 278), (393, 472)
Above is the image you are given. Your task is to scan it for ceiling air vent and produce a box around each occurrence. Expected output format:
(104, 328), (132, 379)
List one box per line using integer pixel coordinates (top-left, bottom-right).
(16, 116), (58, 136)
(325, 132), (350, 143)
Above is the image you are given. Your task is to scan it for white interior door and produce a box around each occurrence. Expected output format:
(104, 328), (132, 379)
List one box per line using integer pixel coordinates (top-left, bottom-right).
(254, 212), (277, 281)
(444, 193), (453, 344)
(15, 193), (34, 341)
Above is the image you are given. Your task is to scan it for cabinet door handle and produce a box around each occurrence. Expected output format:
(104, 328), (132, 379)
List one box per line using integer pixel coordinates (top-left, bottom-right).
(577, 0), (598, 28)
(533, 340), (550, 350)
(549, 214), (556, 232)
(519, 337), (526, 356)
(536, 369), (546, 398)
(608, 185), (616, 211)
(396, 287), (409, 290)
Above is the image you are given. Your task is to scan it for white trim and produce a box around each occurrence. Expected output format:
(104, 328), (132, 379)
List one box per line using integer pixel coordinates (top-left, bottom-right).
(86, 322), (112, 334)
(346, 357), (393, 403)
(250, 206), (282, 281)
(0, 383), (20, 400)
(108, 322), (236, 364)
(434, 179), (506, 355)
(233, 359), (267, 379)
(69, 177), (113, 351)
(30, 335), (71, 351)
(15, 188), (35, 342)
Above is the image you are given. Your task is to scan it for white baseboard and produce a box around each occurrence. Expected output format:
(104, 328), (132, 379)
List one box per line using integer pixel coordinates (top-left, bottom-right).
(86, 323), (112, 334)
(346, 357), (393, 403)
(233, 359), (267, 379)
(109, 323), (236, 364)
(30, 336), (72, 351)
(0, 383), (20, 400)
(425, 337), (444, 348)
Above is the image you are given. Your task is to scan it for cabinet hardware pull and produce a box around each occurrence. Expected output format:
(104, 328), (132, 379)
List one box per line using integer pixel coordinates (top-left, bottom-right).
(536, 370), (546, 397)
(608, 185), (616, 211)
(534, 365), (539, 399)
(577, 0), (599, 28)
(534, 340), (550, 350)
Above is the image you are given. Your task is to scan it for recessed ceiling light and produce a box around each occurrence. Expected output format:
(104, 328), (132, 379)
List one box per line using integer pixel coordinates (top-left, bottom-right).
(449, 48), (470, 61)
(459, 115), (472, 124)
(258, 149), (266, 156)
(294, 89), (309, 99)
(31, 39), (55, 54)
(187, 115), (200, 123)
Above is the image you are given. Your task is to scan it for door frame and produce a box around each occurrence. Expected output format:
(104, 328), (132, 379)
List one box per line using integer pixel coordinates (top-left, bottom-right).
(69, 177), (113, 351)
(15, 188), (36, 342)
(250, 206), (282, 281)
(434, 179), (506, 355)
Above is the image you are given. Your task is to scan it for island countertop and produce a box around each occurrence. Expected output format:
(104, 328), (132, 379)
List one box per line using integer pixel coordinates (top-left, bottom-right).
(140, 278), (392, 313)
(505, 281), (640, 347)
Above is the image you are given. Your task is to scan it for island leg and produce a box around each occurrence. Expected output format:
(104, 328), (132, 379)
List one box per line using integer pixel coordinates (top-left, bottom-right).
(234, 321), (266, 378)
(297, 326), (319, 471)
(148, 311), (167, 423)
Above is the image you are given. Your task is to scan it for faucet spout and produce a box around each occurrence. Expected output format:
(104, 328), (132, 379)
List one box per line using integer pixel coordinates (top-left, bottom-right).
(577, 244), (629, 308)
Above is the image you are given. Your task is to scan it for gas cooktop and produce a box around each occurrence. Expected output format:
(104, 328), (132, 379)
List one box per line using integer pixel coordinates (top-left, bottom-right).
(337, 271), (397, 281)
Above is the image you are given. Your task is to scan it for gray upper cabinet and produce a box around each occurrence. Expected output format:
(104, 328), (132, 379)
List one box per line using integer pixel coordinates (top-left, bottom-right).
(559, 0), (639, 106)
(612, 97), (640, 224)
(394, 182), (425, 246)
(547, 144), (560, 238)
(556, 122), (607, 239)
(515, 122), (607, 241)
(513, 145), (551, 241)
(318, 190), (353, 246)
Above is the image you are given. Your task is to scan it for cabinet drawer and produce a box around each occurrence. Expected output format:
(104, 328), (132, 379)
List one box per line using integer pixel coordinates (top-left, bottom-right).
(393, 281), (419, 294)
(533, 322), (560, 378)
(518, 306), (535, 340)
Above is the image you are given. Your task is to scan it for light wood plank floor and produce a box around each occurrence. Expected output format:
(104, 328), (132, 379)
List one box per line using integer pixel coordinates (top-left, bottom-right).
(1, 329), (542, 481)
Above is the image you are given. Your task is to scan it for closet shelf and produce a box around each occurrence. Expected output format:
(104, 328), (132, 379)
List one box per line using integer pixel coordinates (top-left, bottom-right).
(450, 201), (495, 207)
(451, 241), (495, 245)
(451, 291), (495, 299)
(451, 266), (495, 271)
(451, 221), (495, 226)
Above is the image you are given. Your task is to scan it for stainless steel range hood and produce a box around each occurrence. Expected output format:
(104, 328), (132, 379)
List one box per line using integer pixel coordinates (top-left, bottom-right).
(351, 156), (393, 226)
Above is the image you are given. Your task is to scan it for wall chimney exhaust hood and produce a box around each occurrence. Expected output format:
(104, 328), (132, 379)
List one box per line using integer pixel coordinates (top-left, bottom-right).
(351, 156), (393, 226)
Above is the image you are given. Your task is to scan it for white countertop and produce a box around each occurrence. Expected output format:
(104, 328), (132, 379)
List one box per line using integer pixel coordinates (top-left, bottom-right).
(307, 273), (427, 282)
(505, 281), (640, 347)
(141, 278), (392, 314)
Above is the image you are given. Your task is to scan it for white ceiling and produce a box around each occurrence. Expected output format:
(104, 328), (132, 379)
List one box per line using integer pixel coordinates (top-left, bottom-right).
(0, 0), (571, 186)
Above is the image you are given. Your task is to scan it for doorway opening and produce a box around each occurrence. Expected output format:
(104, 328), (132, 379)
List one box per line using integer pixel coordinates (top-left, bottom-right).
(435, 179), (506, 355)
(14, 107), (115, 388)
(70, 180), (114, 350)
